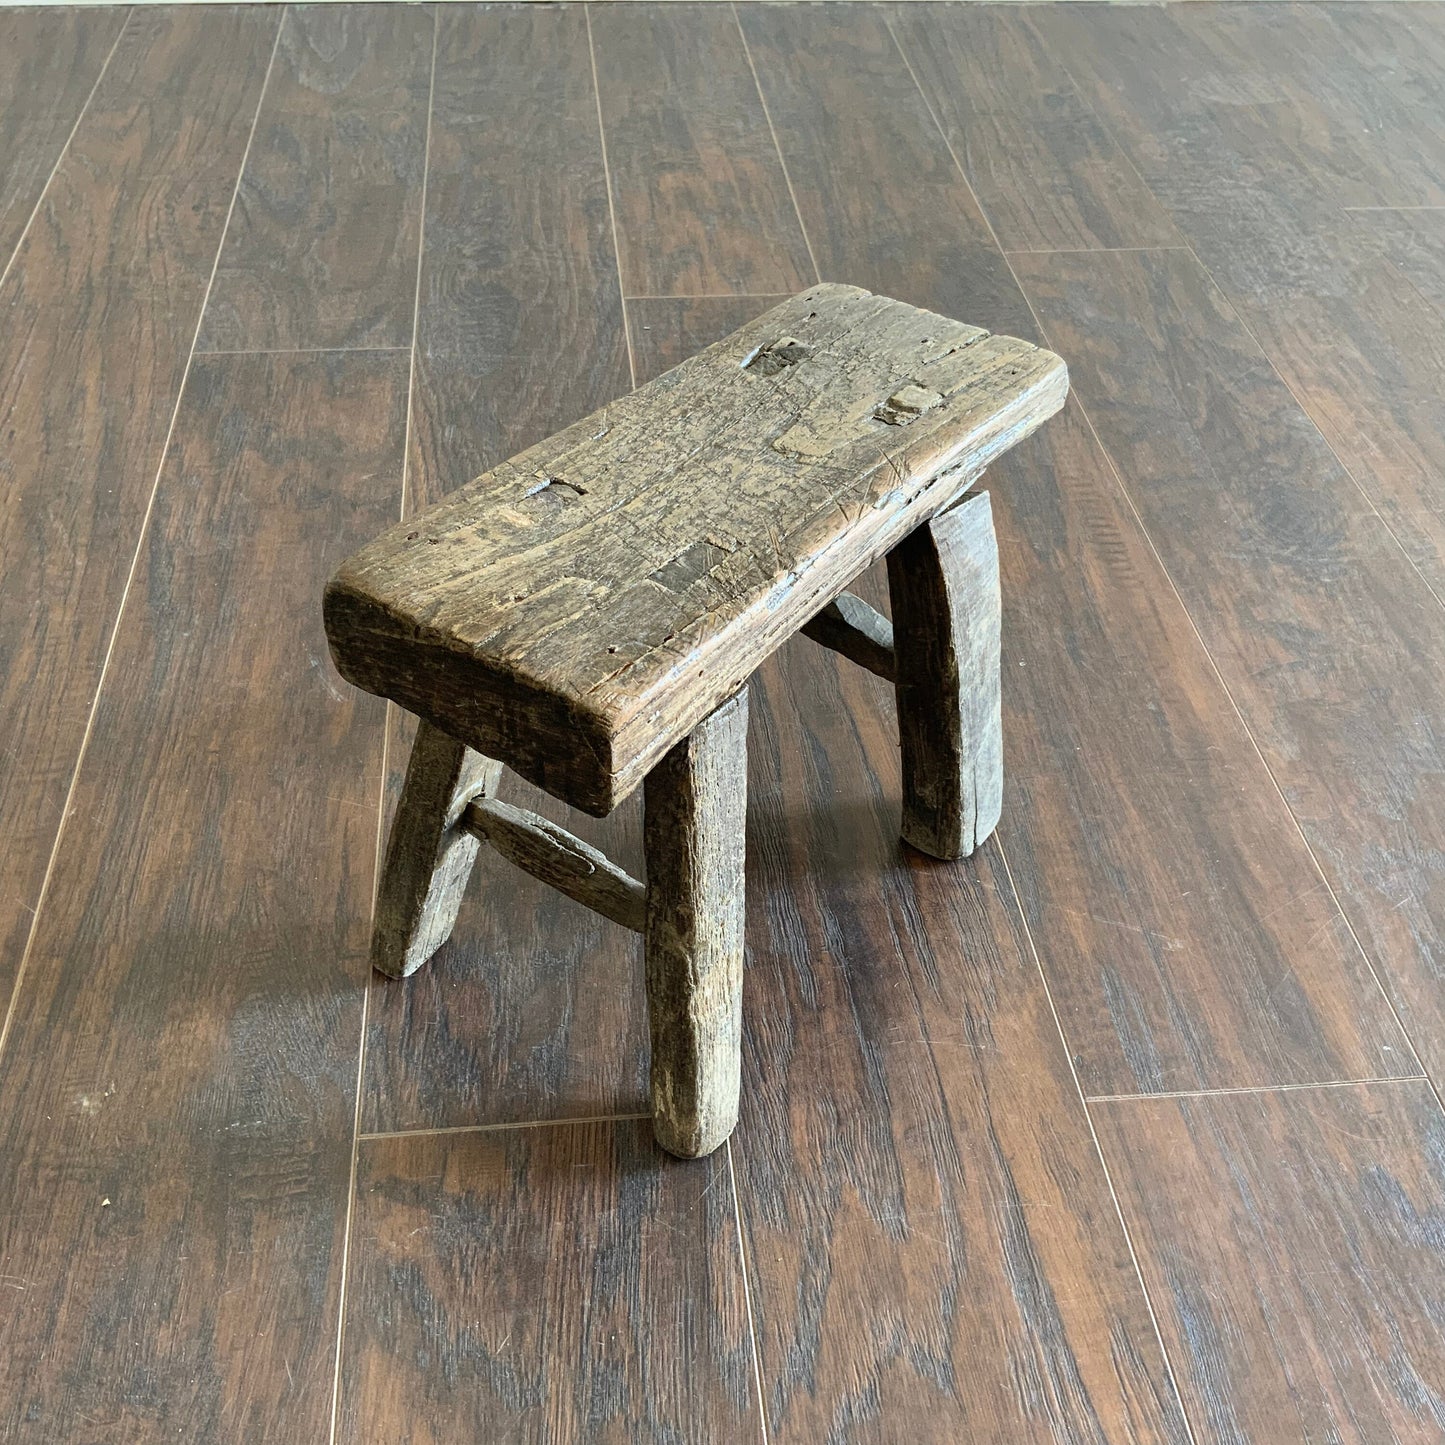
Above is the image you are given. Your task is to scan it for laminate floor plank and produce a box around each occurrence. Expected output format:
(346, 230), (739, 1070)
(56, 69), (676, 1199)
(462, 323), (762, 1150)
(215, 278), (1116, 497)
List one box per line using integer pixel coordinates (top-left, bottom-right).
(1037, 2), (1445, 600)
(737, 2), (1032, 337)
(1014, 243), (1445, 1093)
(361, 1), (638, 1135)
(589, 2), (813, 298)
(0, 6), (127, 271)
(0, 349), (409, 1444)
(338, 1120), (761, 1444)
(1094, 1081), (1445, 1444)
(890, 4), (1180, 254)
(631, 294), (1188, 1445)
(198, 4), (436, 353)
(1367, 207), (1445, 316)
(0, 7), (279, 1025)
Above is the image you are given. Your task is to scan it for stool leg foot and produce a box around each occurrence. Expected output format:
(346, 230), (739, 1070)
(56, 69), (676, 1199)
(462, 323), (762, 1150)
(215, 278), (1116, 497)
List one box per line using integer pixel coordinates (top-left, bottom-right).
(372, 720), (502, 978)
(643, 690), (749, 1158)
(886, 489), (1003, 860)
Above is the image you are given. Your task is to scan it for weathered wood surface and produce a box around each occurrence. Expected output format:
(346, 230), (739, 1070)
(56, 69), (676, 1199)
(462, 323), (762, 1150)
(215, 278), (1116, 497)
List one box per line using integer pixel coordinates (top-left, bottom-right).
(340, 1121), (761, 1441)
(643, 690), (749, 1158)
(326, 283), (1066, 815)
(373, 721), (500, 979)
(198, 4), (435, 353)
(1095, 1082), (1445, 1443)
(462, 795), (646, 934)
(799, 589), (896, 682)
(888, 489), (1003, 860)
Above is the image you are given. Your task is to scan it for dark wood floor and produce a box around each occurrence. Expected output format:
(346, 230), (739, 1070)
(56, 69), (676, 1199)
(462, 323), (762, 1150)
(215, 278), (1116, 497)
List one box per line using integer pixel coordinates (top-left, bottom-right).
(1, 3), (1443, 1441)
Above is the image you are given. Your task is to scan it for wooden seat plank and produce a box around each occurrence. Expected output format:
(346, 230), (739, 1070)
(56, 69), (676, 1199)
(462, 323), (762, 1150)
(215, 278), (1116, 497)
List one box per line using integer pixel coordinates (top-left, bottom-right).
(326, 283), (1066, 813)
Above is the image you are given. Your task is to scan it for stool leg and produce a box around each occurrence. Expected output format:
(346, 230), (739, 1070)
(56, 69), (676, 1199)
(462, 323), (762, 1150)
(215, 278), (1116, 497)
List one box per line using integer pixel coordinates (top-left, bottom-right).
(643, 689), (749, 1158)
(886, 489), (1003, 860)
(372, 719), (502, 978)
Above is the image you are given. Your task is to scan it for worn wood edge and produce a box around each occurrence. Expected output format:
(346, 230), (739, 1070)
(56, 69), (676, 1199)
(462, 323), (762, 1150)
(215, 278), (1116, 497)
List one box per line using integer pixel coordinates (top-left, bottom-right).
(461, 794), (646, 932)
(643, 689), (749, 1159)
(373, 723), (502, 978)
(888, 489), (1003, 859)
(799, 589), (897, 681)
(324, 288), (1067, 815)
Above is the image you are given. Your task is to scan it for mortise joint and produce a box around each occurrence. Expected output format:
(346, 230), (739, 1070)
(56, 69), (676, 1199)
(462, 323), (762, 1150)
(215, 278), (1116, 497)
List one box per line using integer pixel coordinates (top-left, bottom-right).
(526, 474), (588, 499)
(876, 383), (944, 426)
(743, 336), (811, 376)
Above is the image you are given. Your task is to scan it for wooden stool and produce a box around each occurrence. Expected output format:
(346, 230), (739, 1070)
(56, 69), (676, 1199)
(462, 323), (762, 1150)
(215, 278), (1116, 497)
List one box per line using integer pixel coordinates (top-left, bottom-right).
(324, 284), (1068, 1158)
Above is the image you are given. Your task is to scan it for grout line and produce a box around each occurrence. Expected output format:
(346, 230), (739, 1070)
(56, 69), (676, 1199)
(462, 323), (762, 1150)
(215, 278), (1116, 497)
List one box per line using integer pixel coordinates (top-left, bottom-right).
(194, 344), (412, 357)
(1088, 1075), (1431, 1106)
(1342, 205), (1445, 212)
(326, 12), (439, 1444)
(1005, 245), (1194, 256)
(360, 1113), (651, 1144)
(732, 1), (823, 287)
(0, 8), (285, 1074)
(0, 8), (131, 298)
(585, 3), (637, 392)
(727, 1137), (773, 1445)
(625, 291), (794, 303)
(998, 840), (1203, 1445)
(889, 19), (1202, 1439)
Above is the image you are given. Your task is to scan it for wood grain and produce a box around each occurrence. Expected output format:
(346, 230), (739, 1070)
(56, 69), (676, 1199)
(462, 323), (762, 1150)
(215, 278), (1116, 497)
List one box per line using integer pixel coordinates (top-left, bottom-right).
(327, 284), (1065, 815)
(737, 3), (1034, 339)
(464, 794), (646, 934)
(372, 721), (501, 979)
(338, 1119), (762, 1444)
(644, 689), (749, 1157)
(633, 294), (1187, 1443)
(0, 7), (279, 1017)
(1038, 2), (1445, 599)
(0, 6), (126, 271)
(1094, 1081), (1445, 1444)
(407, 2), (631, 504)
(0, 350), (409, 1443)
(361, 0), (643, 1136)
(888, 488), (1003, 860)
(199, 4), (435, 352)
(589, 2), (813, 297)
(1367, 207), (1445, 316)
(890, 4), (1180, 254)
(1015, 244), (1443, 1094)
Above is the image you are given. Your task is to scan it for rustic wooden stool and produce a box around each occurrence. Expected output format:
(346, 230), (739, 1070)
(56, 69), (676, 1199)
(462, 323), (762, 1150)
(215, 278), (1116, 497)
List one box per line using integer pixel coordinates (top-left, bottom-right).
(324, 284), (1067, 1158)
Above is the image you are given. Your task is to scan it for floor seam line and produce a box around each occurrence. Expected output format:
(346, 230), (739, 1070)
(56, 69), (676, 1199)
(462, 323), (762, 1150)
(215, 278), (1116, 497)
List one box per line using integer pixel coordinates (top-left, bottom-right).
(359, 1114), (652, 1143)
(890, 15), (1202, 1437)
(0, 5), (285, 1075)
(732, 2), (823, 287)
(1089, 1075), (1431, 1105)
(586, 3), (638, 391)
(0, 7), (131, 297)
(326, 10), (440, 1441)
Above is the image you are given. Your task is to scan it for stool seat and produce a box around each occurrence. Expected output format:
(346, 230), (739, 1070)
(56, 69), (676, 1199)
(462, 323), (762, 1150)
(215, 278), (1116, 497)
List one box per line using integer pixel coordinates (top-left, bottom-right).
(324, 284), (1067, 817)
